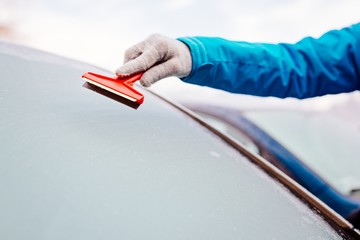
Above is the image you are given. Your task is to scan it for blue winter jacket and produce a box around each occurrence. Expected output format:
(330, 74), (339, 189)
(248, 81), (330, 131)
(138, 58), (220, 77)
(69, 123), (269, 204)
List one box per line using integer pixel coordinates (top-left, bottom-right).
(178, 23), (360, 99)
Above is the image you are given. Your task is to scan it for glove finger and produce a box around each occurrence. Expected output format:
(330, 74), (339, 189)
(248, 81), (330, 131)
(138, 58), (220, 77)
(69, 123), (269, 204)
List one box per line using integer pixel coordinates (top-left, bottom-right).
(123, 41), (147, 63)
(124, 34), (170, 63)
(116, 50), (159, 77)
(140, 59), (177, 87)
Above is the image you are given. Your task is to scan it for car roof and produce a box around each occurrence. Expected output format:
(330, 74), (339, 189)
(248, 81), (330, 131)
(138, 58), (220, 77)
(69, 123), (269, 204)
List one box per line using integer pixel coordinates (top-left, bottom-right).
(0, 41), (350, 239)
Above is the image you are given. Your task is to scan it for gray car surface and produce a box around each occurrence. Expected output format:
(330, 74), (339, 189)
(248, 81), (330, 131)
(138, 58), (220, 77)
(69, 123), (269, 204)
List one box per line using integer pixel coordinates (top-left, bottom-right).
(0, 41), (358, 239)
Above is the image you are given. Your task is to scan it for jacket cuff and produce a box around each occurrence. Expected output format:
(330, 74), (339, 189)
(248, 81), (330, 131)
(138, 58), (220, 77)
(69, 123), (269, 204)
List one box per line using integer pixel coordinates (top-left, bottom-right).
(177, 37), (208, 83)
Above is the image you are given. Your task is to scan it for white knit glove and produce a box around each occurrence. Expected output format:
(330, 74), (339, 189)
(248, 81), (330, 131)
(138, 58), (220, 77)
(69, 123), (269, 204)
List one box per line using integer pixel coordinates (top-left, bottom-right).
(116, 34), (192, 87)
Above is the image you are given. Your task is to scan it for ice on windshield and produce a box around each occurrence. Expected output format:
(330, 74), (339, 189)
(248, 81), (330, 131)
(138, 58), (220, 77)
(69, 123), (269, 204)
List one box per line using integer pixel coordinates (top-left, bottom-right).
(0, 48), (345, 239)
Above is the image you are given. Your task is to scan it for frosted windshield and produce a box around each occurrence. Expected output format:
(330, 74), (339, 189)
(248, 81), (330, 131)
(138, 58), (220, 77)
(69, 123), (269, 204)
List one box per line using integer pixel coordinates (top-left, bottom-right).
(0, 43), (344, 239)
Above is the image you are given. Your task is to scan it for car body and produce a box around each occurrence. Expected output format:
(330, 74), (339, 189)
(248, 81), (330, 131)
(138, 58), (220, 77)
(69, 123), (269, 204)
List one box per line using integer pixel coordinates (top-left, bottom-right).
(182, 94), (360, 227)
(0, 40), (359, 239)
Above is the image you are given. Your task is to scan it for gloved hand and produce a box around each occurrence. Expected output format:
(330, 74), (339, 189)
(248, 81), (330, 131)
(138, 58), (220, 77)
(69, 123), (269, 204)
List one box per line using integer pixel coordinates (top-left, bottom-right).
(116, 34), (192, 87)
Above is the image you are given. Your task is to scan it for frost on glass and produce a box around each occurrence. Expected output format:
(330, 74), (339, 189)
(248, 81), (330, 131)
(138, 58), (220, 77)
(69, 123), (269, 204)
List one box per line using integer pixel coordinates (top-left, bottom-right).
(0, 44), (344, 239)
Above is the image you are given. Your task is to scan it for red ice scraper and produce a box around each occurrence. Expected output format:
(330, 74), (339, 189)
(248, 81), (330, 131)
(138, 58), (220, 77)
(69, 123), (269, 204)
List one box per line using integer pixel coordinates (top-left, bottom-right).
(82, 72), (144, 108)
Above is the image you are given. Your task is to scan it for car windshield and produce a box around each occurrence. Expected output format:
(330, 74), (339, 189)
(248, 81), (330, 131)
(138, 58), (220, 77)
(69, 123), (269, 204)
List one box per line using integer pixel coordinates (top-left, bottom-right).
(243, 98), (360, 196)
(0, 42), (349, 239)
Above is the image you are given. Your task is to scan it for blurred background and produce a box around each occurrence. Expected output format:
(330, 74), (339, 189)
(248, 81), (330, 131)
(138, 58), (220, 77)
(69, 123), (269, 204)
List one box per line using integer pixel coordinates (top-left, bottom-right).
(0, 0), (360, 103)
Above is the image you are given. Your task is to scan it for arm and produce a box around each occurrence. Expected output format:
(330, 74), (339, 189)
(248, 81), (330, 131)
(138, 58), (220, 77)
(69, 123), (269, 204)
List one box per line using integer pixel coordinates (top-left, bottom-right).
(179, 23), (360, 98)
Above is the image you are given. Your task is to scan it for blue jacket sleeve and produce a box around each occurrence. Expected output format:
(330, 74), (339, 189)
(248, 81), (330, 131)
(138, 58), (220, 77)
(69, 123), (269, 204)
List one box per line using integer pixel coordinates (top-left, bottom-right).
(178, 23), (360, 98)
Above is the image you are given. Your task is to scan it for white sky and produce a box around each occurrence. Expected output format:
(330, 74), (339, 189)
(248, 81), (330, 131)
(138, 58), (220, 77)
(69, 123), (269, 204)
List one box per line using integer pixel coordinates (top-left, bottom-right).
(0, 0), (360, 103)
(1, 0), (359, 69)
